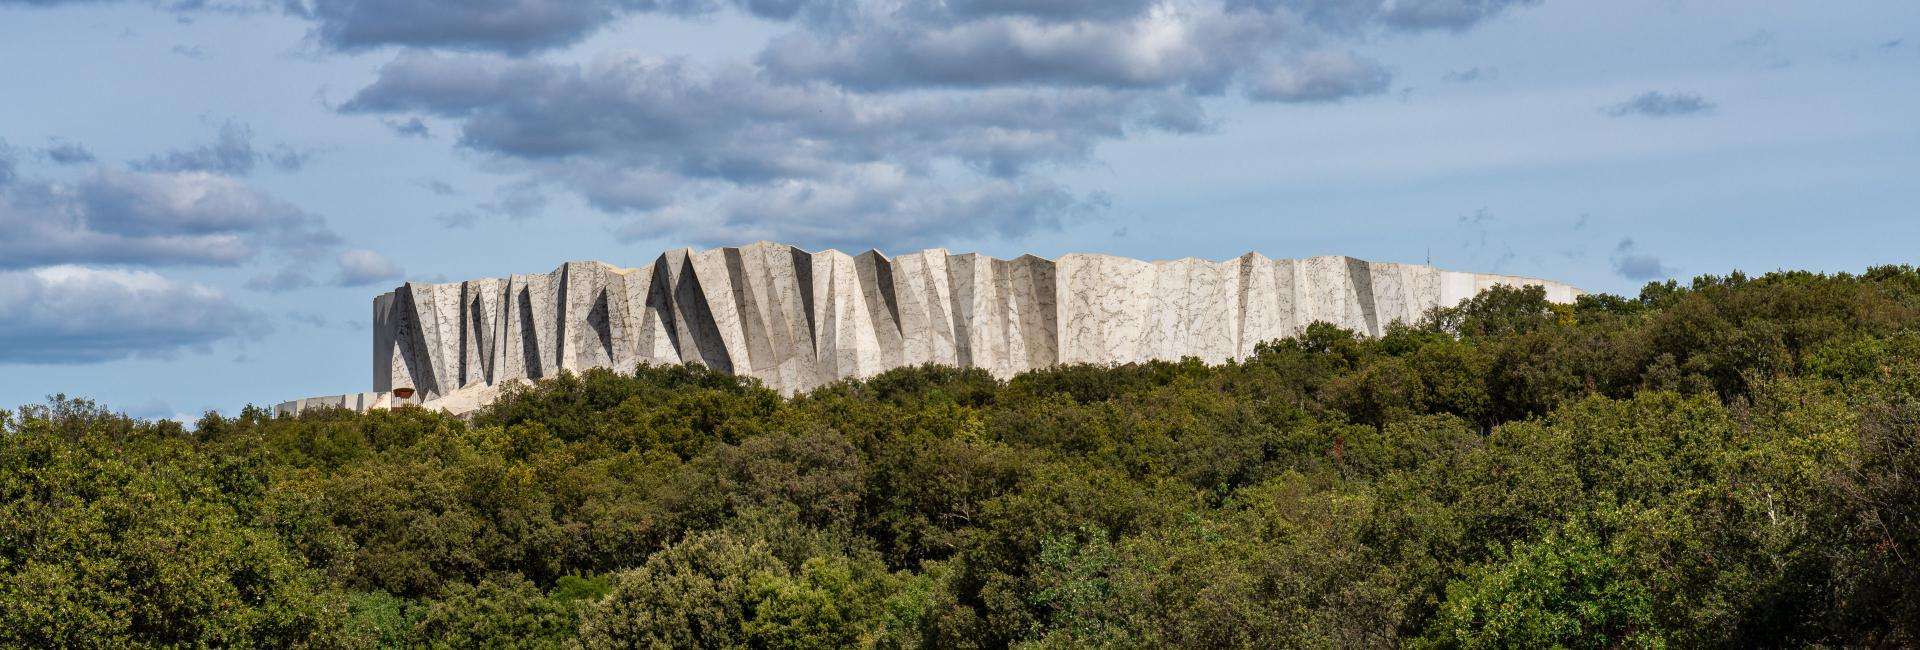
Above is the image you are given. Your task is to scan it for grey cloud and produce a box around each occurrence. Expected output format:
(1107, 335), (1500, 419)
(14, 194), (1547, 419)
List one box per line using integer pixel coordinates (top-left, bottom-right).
(1604, 91), (1716, 118)
(340, 50), (1181, 244)
(333, 249), (404, 287)
(344, 51), (1195, 179)
(282, 0), (862, 53)
(0, 167), (337, 269)
(12, 0), (1535, 59)
(25, 0), (1149, 57)
(568, 166), (680, 213)
(171, 44), (207, 59)
(754, 1), (1526, 99)
(940, 0), (1159, 22)
(339, 50), (560, 115)
(728, 0), (850, 22)
(6, 0), (731, 53)
(732, 0), (806, 20)
(1373, 0), (1539, 32)
(244, 267), (316, 291)
(383, 116), (432, 138)
(131, 120), (312, 175)
(0, 265), (264, 364)
(285, 0), (720, 54)
(1611, 238), (1675, 281)
(1245, 50), (1391, 102)
(756, 5), (1291, 94)
(41, 141), (97, 165)
(0, 0), (264, 9)
(332, 1), (1527, 247)
(291, 0), (623, 54)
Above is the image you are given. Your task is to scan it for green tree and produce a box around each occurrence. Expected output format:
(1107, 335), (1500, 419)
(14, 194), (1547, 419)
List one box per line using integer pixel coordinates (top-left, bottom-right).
(1426, 520), (1662, 649)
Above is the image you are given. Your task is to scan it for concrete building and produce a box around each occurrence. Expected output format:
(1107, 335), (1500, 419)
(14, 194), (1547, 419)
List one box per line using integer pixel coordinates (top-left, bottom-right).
(277, 242), (1582, 416)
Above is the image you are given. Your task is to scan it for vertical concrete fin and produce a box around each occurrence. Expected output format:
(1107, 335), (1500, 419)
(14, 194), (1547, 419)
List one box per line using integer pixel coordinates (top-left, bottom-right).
(373, 291), (396, 393)
(350, 246), (1582, 403)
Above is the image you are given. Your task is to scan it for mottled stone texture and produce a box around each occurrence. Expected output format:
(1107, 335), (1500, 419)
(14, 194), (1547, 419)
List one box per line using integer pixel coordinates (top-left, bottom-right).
(278, 242), (1581, 415)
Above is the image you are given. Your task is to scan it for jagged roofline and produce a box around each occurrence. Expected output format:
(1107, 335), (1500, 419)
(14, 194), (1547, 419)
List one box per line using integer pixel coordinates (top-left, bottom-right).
(353, 241), (1582, 411)
(371, 241), (1571, 296)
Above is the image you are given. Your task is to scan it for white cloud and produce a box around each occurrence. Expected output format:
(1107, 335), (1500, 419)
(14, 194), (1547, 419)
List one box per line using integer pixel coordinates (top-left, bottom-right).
(0, 266), (263, 364)
(333, 249), (404, 287)
(1245, 50), (1392, 103)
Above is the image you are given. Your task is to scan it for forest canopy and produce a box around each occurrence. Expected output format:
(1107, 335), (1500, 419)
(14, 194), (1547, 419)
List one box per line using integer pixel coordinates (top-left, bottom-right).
(5, 267), (1920, 647)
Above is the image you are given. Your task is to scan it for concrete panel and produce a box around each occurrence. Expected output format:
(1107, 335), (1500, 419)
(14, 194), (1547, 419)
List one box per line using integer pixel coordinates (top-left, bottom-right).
(293, 242), (1584, 414)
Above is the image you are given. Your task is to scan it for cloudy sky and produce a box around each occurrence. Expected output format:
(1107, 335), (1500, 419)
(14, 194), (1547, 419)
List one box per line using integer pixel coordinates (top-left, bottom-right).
(2, 0), (1916, 420)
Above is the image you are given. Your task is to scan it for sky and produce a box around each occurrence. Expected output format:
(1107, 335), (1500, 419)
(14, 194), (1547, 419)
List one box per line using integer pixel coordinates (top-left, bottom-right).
(1, 0), (1916, 422)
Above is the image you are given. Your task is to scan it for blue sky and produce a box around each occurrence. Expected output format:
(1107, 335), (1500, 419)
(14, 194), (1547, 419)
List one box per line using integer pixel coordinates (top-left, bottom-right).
(1, 0), (1915, 421)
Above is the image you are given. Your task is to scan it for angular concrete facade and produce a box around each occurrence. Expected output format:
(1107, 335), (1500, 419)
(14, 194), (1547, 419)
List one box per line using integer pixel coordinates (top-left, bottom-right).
(277, 242), (1581, 416)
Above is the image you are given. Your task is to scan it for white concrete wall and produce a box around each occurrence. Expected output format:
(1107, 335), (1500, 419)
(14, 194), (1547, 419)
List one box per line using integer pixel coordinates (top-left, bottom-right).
(319, 242), (1583, 412)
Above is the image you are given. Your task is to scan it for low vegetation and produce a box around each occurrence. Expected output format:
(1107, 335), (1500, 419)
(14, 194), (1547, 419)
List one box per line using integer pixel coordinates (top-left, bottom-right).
(6, 267), (1920, 647)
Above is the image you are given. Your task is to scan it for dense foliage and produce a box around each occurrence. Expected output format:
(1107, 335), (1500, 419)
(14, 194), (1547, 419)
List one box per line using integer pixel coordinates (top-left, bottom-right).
(7, 267), (1920, 647)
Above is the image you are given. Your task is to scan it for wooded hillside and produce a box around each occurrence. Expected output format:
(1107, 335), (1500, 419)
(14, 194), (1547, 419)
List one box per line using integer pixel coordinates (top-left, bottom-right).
(6, 267), (1919, 647)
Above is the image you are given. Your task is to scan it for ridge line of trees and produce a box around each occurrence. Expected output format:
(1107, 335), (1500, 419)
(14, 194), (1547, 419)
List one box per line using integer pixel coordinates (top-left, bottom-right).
(4, 266), (1919, 647)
